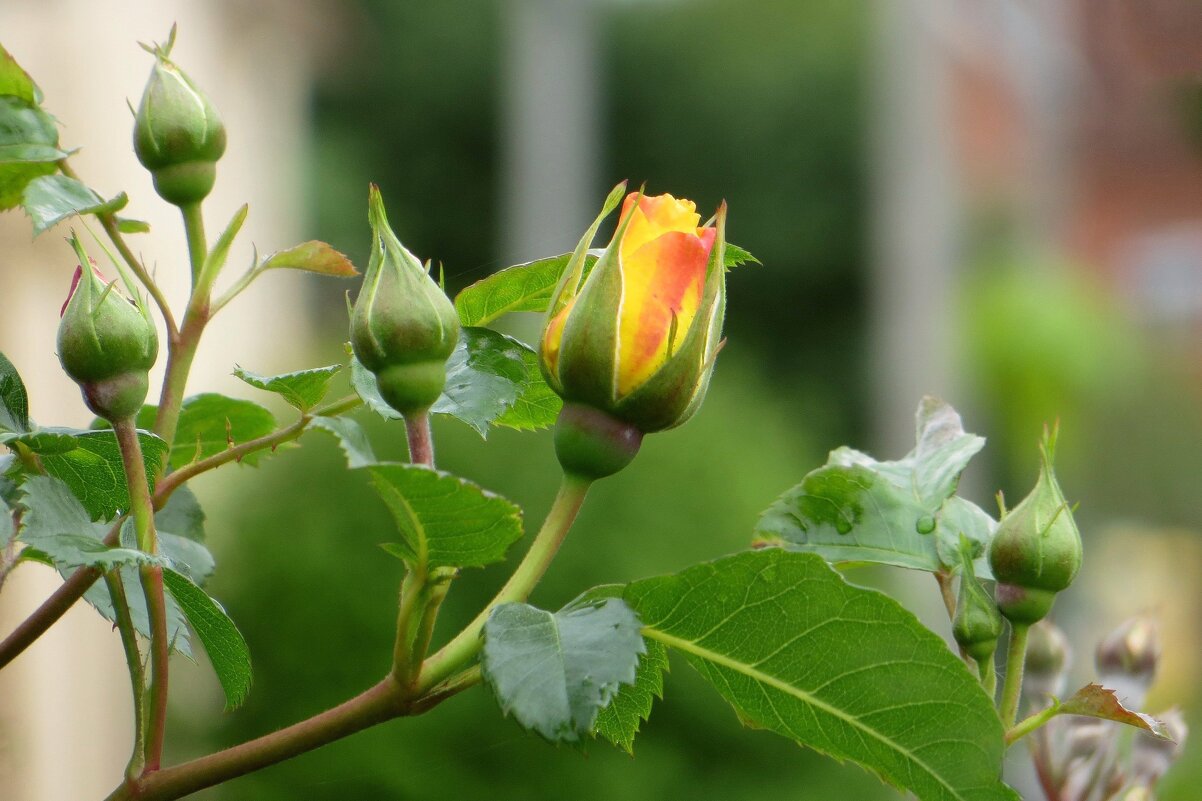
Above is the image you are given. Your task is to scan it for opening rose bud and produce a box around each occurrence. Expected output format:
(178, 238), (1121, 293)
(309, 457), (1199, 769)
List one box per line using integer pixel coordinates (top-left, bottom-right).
(540, 186), (727, 479)
(57, 237), (158, 422)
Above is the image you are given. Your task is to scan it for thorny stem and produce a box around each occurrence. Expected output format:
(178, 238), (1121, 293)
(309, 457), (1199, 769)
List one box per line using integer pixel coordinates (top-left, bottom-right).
(105, 570), (147, 780)
(112, 416), (169, 771)
(417, 474), (592, 694)
(999, 622), (1030, 728)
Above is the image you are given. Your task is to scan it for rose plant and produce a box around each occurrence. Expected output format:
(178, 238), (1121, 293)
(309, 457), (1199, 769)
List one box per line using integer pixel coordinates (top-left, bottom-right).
(0, 29), (1187, 801)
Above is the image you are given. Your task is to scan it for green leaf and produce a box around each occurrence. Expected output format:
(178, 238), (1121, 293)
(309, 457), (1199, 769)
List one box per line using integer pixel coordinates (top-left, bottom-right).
(162, 567), (252, 709)
(0, 43), (42, 104)
(0, 96), (64, 211)
(115, 217), (150, 234)
(492, 344), (562, 432)
(233, 364), (341, 412)
(0, 350), (30, 434)
(21, 174), (127, 236)
(16, 475), (156, 569)
(155, 484), (206, 542)
(568, 585), (668, 753)
(723, 242), (760, 269)
(454, 252), (599, 327)
(310, 416), (376, 468)
(259, 240), (357, 277)
(139, 394), (277, 470)
(482, 598), (645, 743)
(366, 463), (523, 569)
(755, 397), (991, 574)
(352, 328), (559, 434)
(430, 327), (528, 436)
(0, 496), (12, 549)
(1053, 684), (1173, 740)
(349, 354), (401, 421)
(3, 427), (168, 520)
(626, 550), (1015, 801)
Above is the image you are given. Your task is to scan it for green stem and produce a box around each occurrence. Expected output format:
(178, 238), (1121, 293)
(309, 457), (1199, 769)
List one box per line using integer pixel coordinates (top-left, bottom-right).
(153, 203), (209, 449)
(112, 416), (169, 771)
(104, 570), (147, 780)
(417, 475), (592, 694)
(1005, 701), (1060, 746)
(999, 623), (1030, 727)
(978, 653), (997, 701)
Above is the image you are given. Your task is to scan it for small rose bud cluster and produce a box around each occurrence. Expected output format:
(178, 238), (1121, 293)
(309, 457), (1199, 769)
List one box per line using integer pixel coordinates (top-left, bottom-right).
(1021, 617), (1187, 801)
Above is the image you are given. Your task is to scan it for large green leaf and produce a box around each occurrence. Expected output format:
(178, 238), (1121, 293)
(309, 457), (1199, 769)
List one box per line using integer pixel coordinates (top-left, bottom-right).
(21, 174), (127, 236)
(755, 397), (994, 574)
(482, 597), (645, 742)
(155, 484), (206, 542)
(570, 585), (669, 753)
(0, 350), (30, 434)
(233, 364), (341, 412)
(366, 463), (523, 569)
(3, 427), (169, 520)
(138, 394), (277, 470)
(430, 327), (527, 436)
(163, 567), (252, 709)
(492, 343), (562, 432)
(0, 95), (64, 211)
(16, 475), (154, 569)
(454, 252), (599, 327)
(626, 550), (1015, 801)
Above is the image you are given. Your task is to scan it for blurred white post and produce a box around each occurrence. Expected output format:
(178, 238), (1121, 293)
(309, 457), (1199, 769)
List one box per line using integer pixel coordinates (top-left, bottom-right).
(868, 0), (960, 454)
(0, 3), (318, 799)
(500, 0), (602, 264)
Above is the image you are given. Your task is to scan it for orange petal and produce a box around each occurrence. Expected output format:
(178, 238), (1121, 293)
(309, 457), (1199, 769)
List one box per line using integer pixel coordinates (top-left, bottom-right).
(616, 227), (716, 395)
(540, 297), (575, 380)
(617, 192), (702, 265)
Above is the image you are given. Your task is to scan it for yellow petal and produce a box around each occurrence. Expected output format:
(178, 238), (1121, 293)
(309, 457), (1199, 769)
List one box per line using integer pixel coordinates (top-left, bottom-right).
(618, 193), (702, 264)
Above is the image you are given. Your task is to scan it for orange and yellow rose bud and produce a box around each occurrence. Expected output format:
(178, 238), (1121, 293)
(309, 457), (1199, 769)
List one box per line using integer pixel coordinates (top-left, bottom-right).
(540, 184), (727, 479)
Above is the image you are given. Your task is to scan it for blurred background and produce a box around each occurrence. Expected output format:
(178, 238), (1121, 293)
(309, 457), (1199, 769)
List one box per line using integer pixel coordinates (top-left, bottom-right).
(1, 0), (1201, 799)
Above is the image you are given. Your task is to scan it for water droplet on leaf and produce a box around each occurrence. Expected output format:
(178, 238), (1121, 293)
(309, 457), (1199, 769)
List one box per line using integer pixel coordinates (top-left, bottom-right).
(916, 515), (936, 535)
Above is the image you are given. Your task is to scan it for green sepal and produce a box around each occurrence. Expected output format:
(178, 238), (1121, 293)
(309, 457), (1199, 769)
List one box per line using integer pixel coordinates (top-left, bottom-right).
(613, 204), (727, 432)
(553, 189), (641, 409)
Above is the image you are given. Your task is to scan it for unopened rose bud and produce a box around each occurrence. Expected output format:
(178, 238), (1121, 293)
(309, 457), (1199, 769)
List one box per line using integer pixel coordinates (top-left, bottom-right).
(1025, 620), (1071, 698)
(133, 27), (226, 207)
(541, 187), (727, 478)
(952, 549), (1002, 663)
(57, 238), (157, 421)
(989, 427), (1082, 624)
(349, 185), (459, 418)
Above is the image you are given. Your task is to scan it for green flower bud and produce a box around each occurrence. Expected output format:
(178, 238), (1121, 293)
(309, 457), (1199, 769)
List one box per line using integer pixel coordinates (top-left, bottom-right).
(1024, 620), (1071, 697)
(57, 242), (157, 422)
(553, 403), (643, 481)
(989, 427), (1082, 624)
(350, 185), (459, 417)
(952, 547), (1003, 663)
(133, 28), (226, 206)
